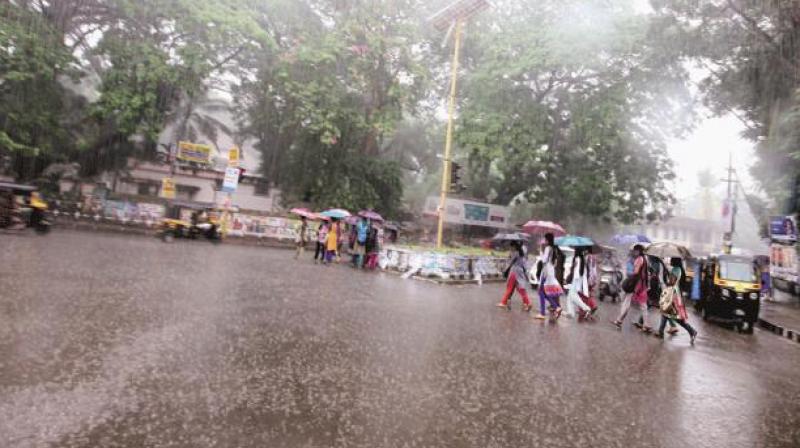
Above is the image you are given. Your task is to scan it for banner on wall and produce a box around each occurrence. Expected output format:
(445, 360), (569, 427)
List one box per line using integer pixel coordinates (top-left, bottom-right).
(769, 215), (797, 242)
(177, 141), (212, 164)
(424, 196), (509, 229)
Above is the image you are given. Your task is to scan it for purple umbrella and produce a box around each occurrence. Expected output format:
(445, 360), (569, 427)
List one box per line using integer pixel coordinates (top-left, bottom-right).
(358, 210), (384, 222)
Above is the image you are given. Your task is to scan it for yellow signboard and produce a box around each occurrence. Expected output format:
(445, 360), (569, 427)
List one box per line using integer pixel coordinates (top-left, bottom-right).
(161, 177), (176, 199)
(177, 141), (212, 164)
(228, 147), (240, 167)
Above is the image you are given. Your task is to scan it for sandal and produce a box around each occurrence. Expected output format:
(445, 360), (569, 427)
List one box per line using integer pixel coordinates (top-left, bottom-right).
(534, 314), (547, 320)
(495, 303), (510, 310)
(522, 304), (532, 312)
(642, 326), (653, 334)
(611, 320), (622, 329)
(667, 327), (679, 335)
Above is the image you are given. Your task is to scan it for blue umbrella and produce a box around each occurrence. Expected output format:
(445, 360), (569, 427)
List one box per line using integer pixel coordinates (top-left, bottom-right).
(610, 234), (651, 246)
(320, 208), (352, 219)
(555, 235), (595, 247)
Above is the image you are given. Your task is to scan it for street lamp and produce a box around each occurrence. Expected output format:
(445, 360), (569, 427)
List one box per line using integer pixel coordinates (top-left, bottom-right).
(430, 0), (489, 249)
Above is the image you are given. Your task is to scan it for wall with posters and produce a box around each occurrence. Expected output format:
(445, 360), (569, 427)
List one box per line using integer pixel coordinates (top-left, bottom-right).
(102, 200), (165, 225)
(770, 243), (798, 285)
(424, 196), (510, 230)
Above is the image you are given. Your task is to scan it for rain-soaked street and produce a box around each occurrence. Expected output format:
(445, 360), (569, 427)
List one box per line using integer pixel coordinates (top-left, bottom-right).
(1, 231), (800, 448)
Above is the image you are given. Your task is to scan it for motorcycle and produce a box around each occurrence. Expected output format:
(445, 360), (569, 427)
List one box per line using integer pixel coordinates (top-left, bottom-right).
(598, 266), (623, 302)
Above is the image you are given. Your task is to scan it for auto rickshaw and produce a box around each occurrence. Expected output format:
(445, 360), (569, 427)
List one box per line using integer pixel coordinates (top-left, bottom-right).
(0, 182), (51, 234)
(159, 200), (225, 243)
(697, 254), (761, 333)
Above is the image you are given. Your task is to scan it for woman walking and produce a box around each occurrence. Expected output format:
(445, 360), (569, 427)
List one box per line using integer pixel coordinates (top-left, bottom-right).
(612, 244), (651, 332)
(314, 221), (329, 263)
(534, 233), (563, 320)
(655, 257), (698, 344)
(496, 241), (533, 311)
(564, 247), (593, 319)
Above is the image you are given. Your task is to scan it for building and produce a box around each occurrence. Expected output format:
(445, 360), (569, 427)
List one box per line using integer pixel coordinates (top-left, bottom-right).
(623, 216), (725, 256)
(60, 158), (281, 214)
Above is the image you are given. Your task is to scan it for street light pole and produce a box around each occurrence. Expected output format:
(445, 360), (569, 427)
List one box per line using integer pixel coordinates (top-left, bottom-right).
(436, 18), (463, 249)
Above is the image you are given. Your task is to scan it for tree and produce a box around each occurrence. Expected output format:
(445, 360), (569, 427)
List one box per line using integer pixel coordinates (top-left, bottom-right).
(0, 3), (77, 180)
(454, 0), (689, 224)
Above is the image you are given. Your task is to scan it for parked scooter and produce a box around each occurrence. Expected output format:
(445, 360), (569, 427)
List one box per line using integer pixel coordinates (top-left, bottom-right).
(598, 266), (623, 302)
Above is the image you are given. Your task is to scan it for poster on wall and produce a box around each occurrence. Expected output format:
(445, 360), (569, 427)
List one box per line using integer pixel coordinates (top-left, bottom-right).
(769, 215), (797, 242)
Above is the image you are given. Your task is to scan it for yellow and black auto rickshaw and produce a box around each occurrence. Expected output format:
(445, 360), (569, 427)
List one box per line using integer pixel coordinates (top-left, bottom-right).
(697, 254), (761, 333)
(159, 200), (224, 243)
(0, 182), (51, 234)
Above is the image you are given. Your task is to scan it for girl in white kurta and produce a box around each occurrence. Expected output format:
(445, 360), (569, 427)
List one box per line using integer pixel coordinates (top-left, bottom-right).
(565, 248), (592, 318)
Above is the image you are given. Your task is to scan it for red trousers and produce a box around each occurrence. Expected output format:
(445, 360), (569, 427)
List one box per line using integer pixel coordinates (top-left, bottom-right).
(501, 272), (531, 306)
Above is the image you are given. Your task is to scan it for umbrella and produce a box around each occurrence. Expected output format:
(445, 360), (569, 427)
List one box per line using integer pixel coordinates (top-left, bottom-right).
(646, 242), (692, 260)
(555, 235), (595, 247)
(521, 220), (566, 236)
(492, 232), (530, 242)
(610, 233), (651, 246)
(289, 208), (317, 220)
(344, 215), (360, 225)
(320, 208), (351, 219)
(358, 210), (384, 222)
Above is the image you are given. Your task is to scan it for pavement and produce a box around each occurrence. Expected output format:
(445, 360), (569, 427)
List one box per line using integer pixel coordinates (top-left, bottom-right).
(1, 230), (800, 448)
(759, 291), (800, 343)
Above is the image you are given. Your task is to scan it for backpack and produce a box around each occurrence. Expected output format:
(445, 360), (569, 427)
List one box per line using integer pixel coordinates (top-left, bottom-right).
(659, 287), (677, 313)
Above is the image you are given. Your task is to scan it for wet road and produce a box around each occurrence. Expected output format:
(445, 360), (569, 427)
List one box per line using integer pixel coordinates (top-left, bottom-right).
(1, 231), (799, 448)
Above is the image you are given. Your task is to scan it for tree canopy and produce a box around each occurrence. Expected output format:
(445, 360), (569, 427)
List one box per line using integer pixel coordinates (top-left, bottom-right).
(1, 0), (714, 222)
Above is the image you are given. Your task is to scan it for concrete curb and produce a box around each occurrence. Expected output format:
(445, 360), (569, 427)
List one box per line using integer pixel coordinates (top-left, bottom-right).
(758, 317), (800, 344)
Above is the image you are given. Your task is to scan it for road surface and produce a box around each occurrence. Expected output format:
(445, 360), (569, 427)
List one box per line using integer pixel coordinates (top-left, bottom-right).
(1, 231), (799, 447)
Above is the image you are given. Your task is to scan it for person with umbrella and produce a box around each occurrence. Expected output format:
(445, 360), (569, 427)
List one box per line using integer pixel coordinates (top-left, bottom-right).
(353, 216), (370, 269)
(314, 219), (330, 264)
(564, 247), (594, 320)
(655, 257), (698, 344)
(496, 240), (533, 312)
(612, 244), (651, 332)
(534, 233), (563, 320)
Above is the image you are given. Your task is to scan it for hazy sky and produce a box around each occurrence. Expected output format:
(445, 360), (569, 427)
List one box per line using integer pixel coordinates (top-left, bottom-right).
(667, 113), (757, 200)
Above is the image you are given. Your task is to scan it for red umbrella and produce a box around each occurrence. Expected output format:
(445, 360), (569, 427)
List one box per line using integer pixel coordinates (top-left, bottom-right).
(521, 220), (566, 236)
(290, 208), (320, 220)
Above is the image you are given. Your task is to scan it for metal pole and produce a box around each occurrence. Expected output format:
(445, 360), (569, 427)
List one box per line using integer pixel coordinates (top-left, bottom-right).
(437, 19), (463, 249)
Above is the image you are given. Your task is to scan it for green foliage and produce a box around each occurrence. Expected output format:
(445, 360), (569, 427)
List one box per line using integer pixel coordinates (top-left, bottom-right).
(0, 4), (75, 178)
(455, 0), (686, 224)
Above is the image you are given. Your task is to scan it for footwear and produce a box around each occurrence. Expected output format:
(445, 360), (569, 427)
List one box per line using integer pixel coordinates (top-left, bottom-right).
(633, 322), (643, 330)
(496, 303), (510, 310)
(667, 327), (679, 335)
(611, 320), (622, 329)
(553, 307), (563, 319)
(522, 304), (532, 312)
(690, 332), (698, 345)
(642, 326), (653, 334)
(534, 314), (547, 320)
(654, 332), (664, 339)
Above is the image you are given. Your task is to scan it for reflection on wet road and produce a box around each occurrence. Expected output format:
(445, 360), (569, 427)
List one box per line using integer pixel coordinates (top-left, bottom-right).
(1, 231), (799, 447)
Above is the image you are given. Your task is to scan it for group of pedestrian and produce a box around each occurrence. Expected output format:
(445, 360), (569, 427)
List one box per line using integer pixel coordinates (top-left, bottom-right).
(295, 216), (382, 269)
(497, 233), (598, 321)
(496, 234), (698, 345)
(611, 244), (698, 343)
